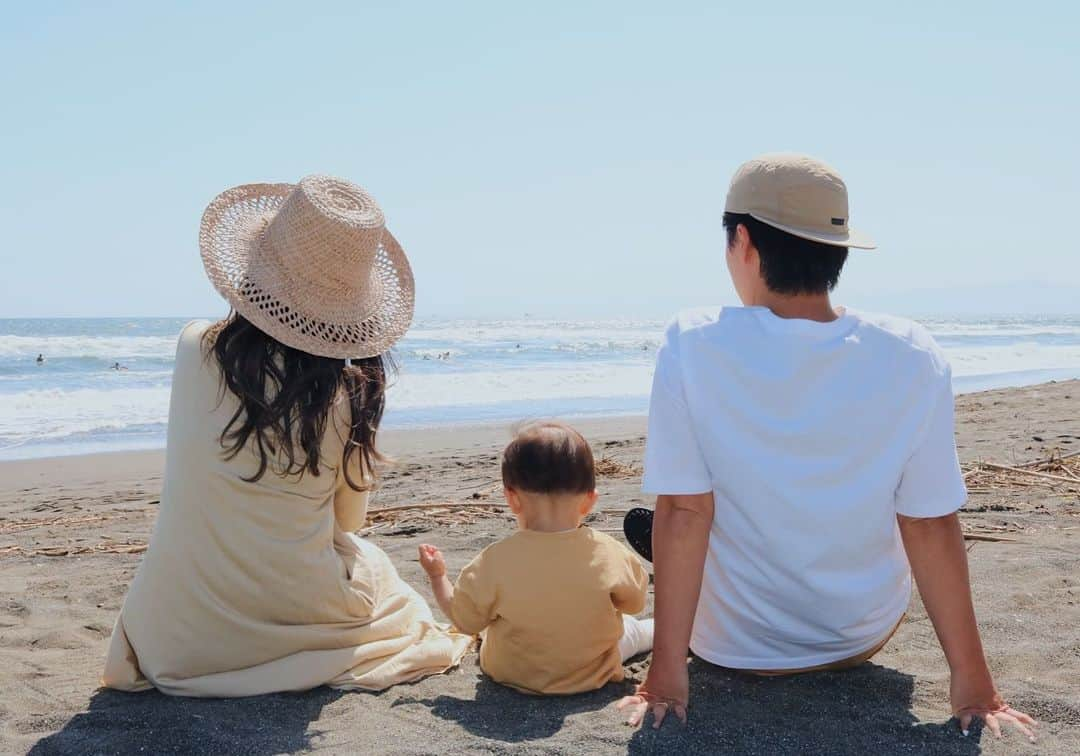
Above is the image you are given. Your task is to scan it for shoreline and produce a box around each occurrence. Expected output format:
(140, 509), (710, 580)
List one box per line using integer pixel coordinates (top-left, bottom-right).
(5, 375), (1080, 465)
(4, 377), (1079, 470)
(0, 412), (651, 466)
(0, 415), (650, 491)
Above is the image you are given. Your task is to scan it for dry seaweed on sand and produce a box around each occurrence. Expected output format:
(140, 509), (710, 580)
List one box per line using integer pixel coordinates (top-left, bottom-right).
(355, 451), (1079, 533)
(594, 455), (641, 479)
(362, 500), (510, 533)
(0, 541), (148, 557)
(962, 449), (1080, 494)
(0, 511), (152, 535)
(361, 451), (645, 532)
(6, 452), (1074, 552)
(362, 480), (512, 532)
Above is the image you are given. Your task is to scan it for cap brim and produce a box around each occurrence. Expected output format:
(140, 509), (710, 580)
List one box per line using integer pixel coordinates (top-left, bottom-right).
(748, 213), (877, 250)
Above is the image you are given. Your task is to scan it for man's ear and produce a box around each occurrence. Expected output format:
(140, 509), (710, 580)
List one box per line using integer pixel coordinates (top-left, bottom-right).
(736, 224), (756, 263)
(504, 487), (522, 514)
(580, 490), (599, 515)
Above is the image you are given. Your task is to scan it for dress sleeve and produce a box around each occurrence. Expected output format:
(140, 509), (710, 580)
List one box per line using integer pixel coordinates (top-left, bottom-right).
(333, 473), (369, 533)
(641, 320), (713, 495)
(610, 543), (649, 615)
(331, 396), (370, 533)
(450, 554), (498, 635)
(894, 366), (968, 518)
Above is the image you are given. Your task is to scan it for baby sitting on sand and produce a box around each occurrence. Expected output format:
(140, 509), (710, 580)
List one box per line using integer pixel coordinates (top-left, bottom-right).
(418, 421), (654, 695)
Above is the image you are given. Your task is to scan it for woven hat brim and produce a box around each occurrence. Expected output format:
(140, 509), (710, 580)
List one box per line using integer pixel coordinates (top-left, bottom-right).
(199, 182), (415, 359)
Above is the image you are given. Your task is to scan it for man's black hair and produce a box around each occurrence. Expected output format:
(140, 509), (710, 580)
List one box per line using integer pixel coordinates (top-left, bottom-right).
(722, 212), (849, 295)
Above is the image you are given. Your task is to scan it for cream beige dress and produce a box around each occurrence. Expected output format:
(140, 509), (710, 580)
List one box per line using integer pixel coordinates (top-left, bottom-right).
(102, 321), (469, 696)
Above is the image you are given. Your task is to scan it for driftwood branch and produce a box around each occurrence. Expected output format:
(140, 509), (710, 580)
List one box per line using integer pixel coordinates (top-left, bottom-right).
(367, 501), (504, 516)
(962, 533), (1017, 543)
(973, 462), (1080, 486)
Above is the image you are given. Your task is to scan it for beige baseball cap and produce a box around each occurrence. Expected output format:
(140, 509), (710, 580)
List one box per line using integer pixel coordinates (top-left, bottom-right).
(724, 153), (876, 249)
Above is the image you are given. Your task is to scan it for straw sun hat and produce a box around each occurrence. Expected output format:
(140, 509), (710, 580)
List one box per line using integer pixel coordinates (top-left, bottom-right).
(199, 175), (415, 359)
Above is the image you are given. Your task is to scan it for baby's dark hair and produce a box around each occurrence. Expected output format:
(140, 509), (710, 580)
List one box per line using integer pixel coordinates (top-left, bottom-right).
(501, 421), (596, 495)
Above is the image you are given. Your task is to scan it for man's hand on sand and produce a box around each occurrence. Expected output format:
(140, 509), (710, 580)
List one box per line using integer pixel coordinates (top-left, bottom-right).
(616, 660), (689, 729)
(952, 678), (1037, 741)
(417, 544), (447, 579)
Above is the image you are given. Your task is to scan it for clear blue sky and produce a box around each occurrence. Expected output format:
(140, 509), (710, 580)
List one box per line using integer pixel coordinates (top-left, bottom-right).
(2, 1), (1078, 319)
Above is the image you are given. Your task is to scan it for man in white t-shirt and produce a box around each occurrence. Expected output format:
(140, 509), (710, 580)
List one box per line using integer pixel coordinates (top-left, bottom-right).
(618, 154), (1036, 741)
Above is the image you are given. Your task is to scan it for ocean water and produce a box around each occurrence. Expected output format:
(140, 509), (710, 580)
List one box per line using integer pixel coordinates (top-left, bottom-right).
(2, 314), (1080, 461)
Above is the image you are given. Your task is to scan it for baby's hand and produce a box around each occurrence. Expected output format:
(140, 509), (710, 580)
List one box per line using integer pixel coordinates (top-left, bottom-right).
(418, 544), (447, 579)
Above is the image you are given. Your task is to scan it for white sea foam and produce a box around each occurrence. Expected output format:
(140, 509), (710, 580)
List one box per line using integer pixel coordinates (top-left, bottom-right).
(0, 385), (172, 447)
(947, 342), (1080, 376)
(406, 319), (664, 346)
(925, 320), (1080, 338)
(2, 316), (1080, 459)
(0, 334), (178, 360)
(388, 363), (654, 409)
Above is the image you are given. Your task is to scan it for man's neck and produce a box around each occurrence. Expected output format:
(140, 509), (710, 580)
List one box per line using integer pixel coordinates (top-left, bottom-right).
(749, 291), (839, 323)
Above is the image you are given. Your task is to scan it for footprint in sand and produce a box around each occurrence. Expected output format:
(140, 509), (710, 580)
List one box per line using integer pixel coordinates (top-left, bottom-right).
(29, 629), (93, 650)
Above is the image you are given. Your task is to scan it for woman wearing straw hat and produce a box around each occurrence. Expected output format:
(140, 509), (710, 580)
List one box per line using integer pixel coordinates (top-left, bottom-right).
(102, 176), (470, 695)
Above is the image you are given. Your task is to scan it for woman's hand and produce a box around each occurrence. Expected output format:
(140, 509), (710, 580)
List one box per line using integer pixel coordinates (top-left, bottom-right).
(418, 544), (447, 579)
(952, 675), (1037, 740)
(616, 658), (689, 729)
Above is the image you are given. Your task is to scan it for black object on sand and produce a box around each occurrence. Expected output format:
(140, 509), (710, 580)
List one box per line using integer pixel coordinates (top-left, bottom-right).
(622, 507), (654, 563)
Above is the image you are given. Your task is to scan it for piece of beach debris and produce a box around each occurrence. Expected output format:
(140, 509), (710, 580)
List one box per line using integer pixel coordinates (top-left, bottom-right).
(0, 511), (152, 536)
(961, 451), (1080, 496)
(4, 452), (1074, 559)
(594, 456), (641, 478)
(962, 533), (1018, 543)
(0, 542), (148, 558)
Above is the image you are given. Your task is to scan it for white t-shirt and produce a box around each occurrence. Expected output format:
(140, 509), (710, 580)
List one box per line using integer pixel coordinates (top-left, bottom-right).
(642, 306), (967, 669)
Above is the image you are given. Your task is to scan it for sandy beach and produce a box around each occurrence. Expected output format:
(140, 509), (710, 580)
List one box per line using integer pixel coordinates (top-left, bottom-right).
(1, 382), (1078, 754)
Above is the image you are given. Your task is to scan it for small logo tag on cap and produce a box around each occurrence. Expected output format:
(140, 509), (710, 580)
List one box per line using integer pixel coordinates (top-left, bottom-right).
(831, 217), (845, 226)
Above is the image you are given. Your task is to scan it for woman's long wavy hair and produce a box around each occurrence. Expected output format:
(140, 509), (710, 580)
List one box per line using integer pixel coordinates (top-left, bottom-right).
(202, 312), (390, 490)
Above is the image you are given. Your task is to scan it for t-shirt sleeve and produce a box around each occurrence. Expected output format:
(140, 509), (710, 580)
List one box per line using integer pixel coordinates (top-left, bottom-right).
(449, 554), (498, 635)
(894, 365), (968, 518)
(610, 543), (650, 615)
(641, 320), (713, 495)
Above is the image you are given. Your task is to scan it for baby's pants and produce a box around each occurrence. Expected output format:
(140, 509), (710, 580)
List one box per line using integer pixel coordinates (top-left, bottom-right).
(617, 615), (654, 661)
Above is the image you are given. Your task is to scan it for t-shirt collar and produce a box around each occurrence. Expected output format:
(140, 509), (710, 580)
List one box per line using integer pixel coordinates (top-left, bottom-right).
(737, 305), (858, 340)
